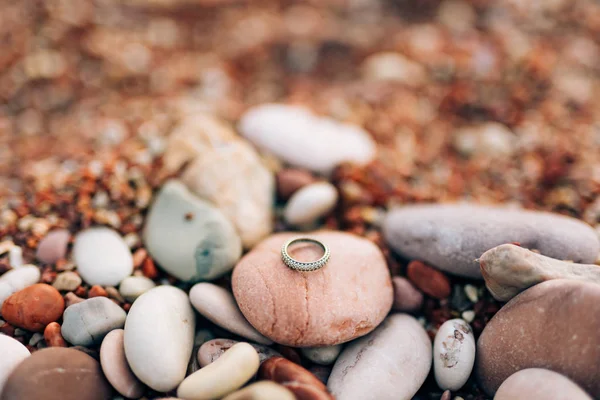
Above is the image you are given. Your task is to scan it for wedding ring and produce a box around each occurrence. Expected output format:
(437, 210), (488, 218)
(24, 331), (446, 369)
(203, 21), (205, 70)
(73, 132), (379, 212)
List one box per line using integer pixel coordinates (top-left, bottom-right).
(281, 238), (330, 271)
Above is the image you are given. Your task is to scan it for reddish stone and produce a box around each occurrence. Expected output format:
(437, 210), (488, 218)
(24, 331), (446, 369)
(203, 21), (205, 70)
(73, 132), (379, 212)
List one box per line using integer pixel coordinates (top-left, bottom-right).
(259, 357), (334, 400)
(407, 260), (451, 299)
(88, 285), (108, 298)
(1, 284), (65, 332)
(141, 257), (158, 279)
(276, 169), (316, 200)
(44, 322), (67, 347)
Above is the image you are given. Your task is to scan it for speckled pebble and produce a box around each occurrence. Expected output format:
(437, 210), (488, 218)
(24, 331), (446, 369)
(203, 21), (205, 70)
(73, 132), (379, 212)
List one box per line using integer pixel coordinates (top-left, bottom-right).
(198, 338), (280, 367)
(433, 318), (475, 391)
(52, 271), (82, 292)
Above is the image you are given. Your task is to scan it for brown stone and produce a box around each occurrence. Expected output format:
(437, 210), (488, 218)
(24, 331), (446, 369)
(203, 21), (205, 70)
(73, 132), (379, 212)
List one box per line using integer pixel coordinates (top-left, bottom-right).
(43, 322), (67, 347)
(391, 276), (424, 312)
(259, 357), (333, 400)
(1, 284), (64, 332)
(407, 260), (451, 299)
(88, 285), (108, 298)
(0, 347), (111, 400)
(476, 280), (600, 397)
(232, 231), (393, 346)
(276, 169), (316, 200)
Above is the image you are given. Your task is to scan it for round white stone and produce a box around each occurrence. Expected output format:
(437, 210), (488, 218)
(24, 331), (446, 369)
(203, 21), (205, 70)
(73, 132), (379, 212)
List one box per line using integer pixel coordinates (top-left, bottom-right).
(433, 318), (476, 391)
(0, 334), (30, 393)
(73, 227), (133, 286)
(284, 182), (338, 227)
(124, 286), (195, 392)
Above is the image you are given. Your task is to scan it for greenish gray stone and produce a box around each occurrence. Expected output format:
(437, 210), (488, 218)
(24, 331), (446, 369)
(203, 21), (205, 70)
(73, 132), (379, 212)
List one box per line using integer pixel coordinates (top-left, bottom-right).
(143, 179), (242, 282)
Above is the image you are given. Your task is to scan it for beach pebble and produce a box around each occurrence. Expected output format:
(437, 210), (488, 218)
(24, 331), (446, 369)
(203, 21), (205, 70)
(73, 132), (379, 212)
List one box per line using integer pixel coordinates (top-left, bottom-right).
(189, 283), (271, 345)
(433, 319), (475, 391)
(361, 52), (426, 85)
(283, 182), (338, 227)
(52, 271), (82, 291)
(383, 204), (600, 278)
(0, 347), (111, 400)
(0, 265), (40, 310)
(124, 286), (195, 392)
(259, 356), (333, 400)
(239, 104), (376, 175)
(198, 338), (280, 367)
(276, 168), (316, 200)
(143, 180), (242, 282)
(64, 292), (85, 307)
(301, 345), (342, 366)
(233, 231), (393, 346)
(328, 314), (432, 400)
(61, 297), (126, 346)
(177, 343), (259, 400)
(407, 261), (451, 299)
(1, 284), (64, 332)
(43, 322), (67, 347)
(476, 280), (600, 397)
(73, 227), (133, 286)
(36, 229), (70, 264)
(100, 329), (144, 399)
(161, 115), (274, 248)
(480, 244), (600, 301)
(392, 276), (424, 312)
(495, 369), (592, 400)
(118, 276), (156, 302)
(222, 381), (295, 400)
(0, 334), (30, 394)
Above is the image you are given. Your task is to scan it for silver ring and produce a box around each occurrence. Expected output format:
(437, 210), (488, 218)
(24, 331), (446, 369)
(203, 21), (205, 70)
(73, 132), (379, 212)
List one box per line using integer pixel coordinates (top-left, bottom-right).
(281, 238), (330, 271)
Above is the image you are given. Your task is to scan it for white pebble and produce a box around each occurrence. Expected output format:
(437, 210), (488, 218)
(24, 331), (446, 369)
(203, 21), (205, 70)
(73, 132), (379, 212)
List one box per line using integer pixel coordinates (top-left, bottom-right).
(8, 247), (23, 268)
(433, 318), (475, 391)
(119, 276), (156, 302)
(73, 227), (133, 286)
(464, 284), (479, 303)
(239, 104), (376, 175)
(0, 334), (30, 393)
(461, 310), (475, 323)
(284, 182), (338, 227)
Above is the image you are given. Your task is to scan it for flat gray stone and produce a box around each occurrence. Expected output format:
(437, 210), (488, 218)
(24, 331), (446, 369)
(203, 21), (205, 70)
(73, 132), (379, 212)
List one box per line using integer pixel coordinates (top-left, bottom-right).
(143, 179), (242, 282)
(61, 297), (126, 346)
(383, 204), (600, 278)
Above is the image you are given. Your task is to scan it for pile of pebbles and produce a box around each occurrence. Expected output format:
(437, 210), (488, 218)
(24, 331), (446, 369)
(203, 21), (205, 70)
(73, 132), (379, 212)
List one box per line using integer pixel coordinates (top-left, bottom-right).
(0, 109), (599, 400)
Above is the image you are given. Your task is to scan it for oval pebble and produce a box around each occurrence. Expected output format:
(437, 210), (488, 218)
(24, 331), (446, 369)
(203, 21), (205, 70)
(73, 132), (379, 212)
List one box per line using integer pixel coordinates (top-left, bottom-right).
(0, 347), (111, 400)
(259, 356), (333, 400)
(100, 329), (144, 399)
(36, 229), (70, 264)
(1, 284), (64, 332)
(392, 276), (423, 312)
(61, 297), (126, 346)
(0, 334), (30, 394)
(119, 276), (156, 302)
(476, 280), (600, 397)
(433, 318), (475, 391)
(239, 104), (376, 175)
(495, 369), (592, 400)
(177, 343), (259, 400)
(198, 338), (280, 367)
(124, 285), (195, 392)
(0, 265), (40, 310)
(328, 314), (432, 400)
(232, 231), (392, 347)
(383, 204), (600, 278)
(189, 283), (272, 345)
(143, 179), (242, 282)
(222, 381), (295, 400)
(73, 227), (133, 286)
(283, 182), (338, 227)
(52, 271), (82, 292)
(301, 345), (342, 366)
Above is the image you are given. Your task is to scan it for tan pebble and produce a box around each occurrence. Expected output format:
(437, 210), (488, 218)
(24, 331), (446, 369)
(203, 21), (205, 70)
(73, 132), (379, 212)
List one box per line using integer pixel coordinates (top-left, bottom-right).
(259, 356), (333, 399)
(480, 244), (600, 301)
(0, 347), (111, 400)
(407, 260), (451, 299)
(1, 284), (64, 331)
(43, 322), (67, 347)
(64, 292), (85, 307)
(52, 271), (82, 292)
(177, 343), (259, 400)
(100, 329), (144, 399)
(276, 168), (315, 200)
(222, 381), (295, 400)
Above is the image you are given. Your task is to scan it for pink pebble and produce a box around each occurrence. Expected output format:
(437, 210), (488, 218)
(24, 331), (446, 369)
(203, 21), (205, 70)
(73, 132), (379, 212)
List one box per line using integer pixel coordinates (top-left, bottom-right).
(36, 229), (70, 264)
(392, 276), (424, 312)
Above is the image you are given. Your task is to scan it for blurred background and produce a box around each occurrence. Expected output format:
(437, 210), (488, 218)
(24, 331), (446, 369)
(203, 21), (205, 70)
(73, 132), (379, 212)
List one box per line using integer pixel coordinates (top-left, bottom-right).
(1, 0), (599, 223)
